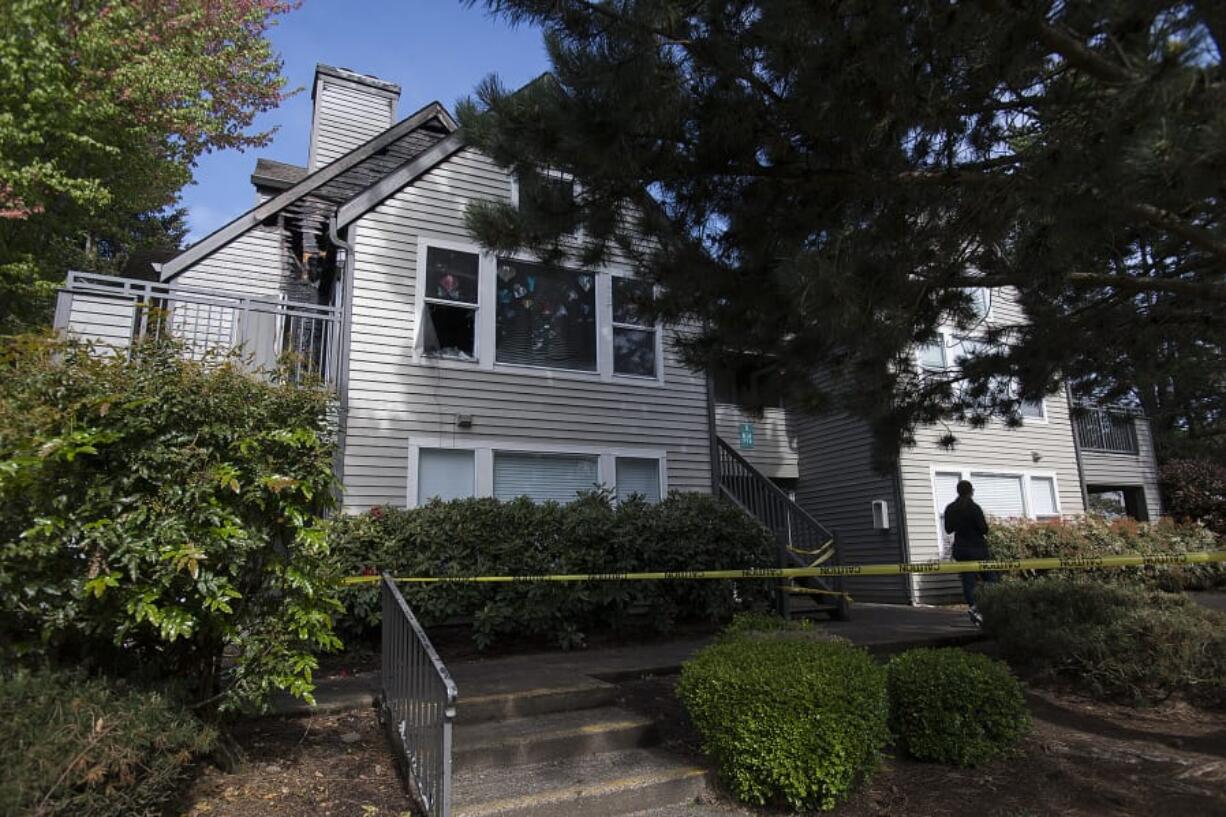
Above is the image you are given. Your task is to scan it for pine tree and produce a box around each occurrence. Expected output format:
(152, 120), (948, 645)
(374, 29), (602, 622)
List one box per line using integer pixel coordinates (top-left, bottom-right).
(460, 0), (1226, 466)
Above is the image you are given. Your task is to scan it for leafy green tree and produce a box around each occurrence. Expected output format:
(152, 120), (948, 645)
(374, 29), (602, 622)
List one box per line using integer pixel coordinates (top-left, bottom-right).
(0, 334), (341, 711)
(460, 1), (1226, 467)
(0, 0), (297, 331)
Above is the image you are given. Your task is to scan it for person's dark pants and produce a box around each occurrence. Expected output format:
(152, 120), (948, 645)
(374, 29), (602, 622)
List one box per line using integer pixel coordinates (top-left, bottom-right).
(959, 569), (998, 607)
(953, 545), (998, 608)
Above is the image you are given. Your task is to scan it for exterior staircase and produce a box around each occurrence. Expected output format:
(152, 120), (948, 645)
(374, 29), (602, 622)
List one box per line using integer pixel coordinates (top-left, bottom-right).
(714, 437), (849, 620)
(449, 677), (712, 817)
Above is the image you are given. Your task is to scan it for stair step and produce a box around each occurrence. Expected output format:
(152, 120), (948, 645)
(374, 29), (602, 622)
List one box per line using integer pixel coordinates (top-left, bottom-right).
(457, 677), (617, 724)
(454, 748), (709, 817)
(454, 706), (658, 771)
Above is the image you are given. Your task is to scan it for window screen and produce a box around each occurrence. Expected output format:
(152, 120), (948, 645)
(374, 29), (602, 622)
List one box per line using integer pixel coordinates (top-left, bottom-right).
(969, 473), (1027, 519)
(1020, 398), (1045, 419)
(418, 448), (475, 504)
(493, 452), (599, 503)
(612, 277), (656, 377)
(420, 247), (479, 360)
(1030, 476), (1058, 517)
(495, 259), (597, 370)
(616, 457), (661, 503)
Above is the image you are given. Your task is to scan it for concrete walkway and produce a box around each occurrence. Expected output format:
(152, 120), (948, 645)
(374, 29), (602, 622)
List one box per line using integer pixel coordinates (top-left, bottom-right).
(274, 602), (980, 716)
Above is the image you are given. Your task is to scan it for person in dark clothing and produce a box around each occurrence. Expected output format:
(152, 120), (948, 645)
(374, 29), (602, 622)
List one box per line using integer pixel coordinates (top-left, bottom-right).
(943, 479), (997, 625)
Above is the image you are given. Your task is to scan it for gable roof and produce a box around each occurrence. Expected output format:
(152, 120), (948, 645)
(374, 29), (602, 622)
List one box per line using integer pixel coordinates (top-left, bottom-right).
(161, 100), (459, 279)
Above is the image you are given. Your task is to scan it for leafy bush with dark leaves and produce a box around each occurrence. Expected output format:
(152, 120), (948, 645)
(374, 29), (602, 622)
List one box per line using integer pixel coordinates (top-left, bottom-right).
(0, 335), (341, 709)
(677, 636), (889, 811)
(978, 577), (1226, 707)
(987, 515), (1223, 590)
(330, 491), (777, 649)
(0, 670), (216, 817)
(1162, 458), (1226, 537)
(887, 647), (1030, 766)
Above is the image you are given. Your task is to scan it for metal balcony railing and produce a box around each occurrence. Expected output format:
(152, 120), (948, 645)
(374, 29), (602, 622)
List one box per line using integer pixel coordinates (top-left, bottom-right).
(380, 574), (457, 817)
(53, 271), (341, 389)
(1074, 405), (1140, 454)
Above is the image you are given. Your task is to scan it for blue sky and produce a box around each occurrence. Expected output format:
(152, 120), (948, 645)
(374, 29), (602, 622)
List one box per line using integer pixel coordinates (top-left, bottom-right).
(181, 1), (549, 241)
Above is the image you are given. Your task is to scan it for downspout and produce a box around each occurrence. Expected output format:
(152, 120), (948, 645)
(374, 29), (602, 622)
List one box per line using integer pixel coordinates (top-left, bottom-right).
(1066, 384), (1090, 513)
(706, 367), (720, 496)
(892, 458), (916, 605)
(329, 214), (357, 504)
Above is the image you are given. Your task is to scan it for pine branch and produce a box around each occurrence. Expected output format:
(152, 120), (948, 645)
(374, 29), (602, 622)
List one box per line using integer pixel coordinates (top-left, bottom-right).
(981, 0), (1139, 84)
(1126, 203), (1226, 263)
(952, 273), (1226, 301)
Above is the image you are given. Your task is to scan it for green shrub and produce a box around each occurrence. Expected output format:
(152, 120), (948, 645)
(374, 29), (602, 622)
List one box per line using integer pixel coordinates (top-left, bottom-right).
(677, 637), (889, 811)
(978, 577), (1226, 707)
(986, 514), (1223, 590)
(886, 648), (1030, 766)
(1162, 458), (1226, 537)
(330, 491), (777, 650)
(0, 335), (342, 710)
(719, 611), (812, 639)
(0, 670), (216, 817)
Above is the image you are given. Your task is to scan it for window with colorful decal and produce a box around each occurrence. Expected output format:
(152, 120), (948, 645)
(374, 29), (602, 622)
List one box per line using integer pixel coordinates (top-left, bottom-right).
(419, 246), (479, 360)
(612, 277), (657, 377)
(495, 258), (597, 371)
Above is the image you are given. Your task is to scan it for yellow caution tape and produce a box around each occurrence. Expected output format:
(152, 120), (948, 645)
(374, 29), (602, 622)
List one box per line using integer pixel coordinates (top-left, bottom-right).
(340, 549), (1226, 586)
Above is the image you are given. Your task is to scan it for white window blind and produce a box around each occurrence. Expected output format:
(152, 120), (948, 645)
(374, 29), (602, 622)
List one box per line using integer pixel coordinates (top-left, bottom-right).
(493, 452), (600, 503)
(969, 473), (1026, 519)
(934, 472), (963, 513)
(1030, 476), (1058, 517)
(418, 449), (475, 504)
(616, 458), (661, 503)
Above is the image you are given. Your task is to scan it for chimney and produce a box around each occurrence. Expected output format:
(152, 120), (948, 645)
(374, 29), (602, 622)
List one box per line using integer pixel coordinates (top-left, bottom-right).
(307, 64), (401, 171)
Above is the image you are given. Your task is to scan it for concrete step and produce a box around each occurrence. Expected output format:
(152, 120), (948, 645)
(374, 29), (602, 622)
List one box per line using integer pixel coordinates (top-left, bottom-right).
(454, 706), (658, 771)
(457, 676), (618, 724)
(453, 747), (710, 817)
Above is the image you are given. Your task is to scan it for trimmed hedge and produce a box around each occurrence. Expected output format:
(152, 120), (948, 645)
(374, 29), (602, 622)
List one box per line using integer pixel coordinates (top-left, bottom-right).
(0, 671), (216, 817)
(330, 491), (777, 649)
(977, 577), (1226, 707)
(677, 637), (889, 811)
(887, 648), (1030, 766)
(986, 515), (1223, 591)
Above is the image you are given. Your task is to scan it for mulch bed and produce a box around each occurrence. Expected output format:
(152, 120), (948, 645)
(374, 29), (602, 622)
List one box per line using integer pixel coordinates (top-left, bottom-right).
(615, 675), (1226, 817)
(183, 675), (1226, 817)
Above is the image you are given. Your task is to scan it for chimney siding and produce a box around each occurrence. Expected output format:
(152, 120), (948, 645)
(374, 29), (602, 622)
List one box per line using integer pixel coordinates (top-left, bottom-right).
(307, 65), (401, 171)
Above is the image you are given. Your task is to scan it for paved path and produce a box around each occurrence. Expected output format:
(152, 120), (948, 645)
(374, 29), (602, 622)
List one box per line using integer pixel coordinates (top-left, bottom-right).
(273, 602), (981, 716)
(1192, 591), (1226, 613)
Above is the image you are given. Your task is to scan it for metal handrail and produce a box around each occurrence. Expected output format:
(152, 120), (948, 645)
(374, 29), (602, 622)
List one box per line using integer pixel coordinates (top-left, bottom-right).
(715, 437), (841, 615)
(380, 574), (457, 817)
(55, 271), (341, 388)
(1072, 405), (1139, 455)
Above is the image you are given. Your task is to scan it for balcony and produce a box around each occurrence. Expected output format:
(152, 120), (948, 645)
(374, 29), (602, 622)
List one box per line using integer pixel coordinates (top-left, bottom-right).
(1073, 405), (1140, 455)
(53, 271), (342, 390)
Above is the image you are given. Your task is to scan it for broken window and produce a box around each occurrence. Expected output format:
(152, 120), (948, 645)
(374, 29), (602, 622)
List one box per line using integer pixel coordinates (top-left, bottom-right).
(419, 246), (480, 360)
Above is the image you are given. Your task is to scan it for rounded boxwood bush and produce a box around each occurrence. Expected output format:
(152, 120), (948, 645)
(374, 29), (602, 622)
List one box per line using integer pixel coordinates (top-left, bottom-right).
(886, 647), (1030, 766)
(677, 637), (889, 811)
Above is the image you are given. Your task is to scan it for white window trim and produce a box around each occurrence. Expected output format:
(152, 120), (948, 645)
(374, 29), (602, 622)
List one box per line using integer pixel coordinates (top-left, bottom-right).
(406, 435), (667, 508)
(412, 235), (492, 367)
(928, 464), (1064, 535)
(413, 233), (666, 385)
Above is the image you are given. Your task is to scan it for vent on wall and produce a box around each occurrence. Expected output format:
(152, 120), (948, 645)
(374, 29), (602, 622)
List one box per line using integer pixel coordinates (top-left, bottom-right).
(871, 499), (890, 530)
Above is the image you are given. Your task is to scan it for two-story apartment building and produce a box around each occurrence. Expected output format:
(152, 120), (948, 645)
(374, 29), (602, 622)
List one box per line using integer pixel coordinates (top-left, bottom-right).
(54, 64), (1163, 605)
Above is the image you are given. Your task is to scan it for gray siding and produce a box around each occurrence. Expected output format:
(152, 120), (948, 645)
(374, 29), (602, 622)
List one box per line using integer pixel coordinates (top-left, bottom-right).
(172, 223), (289, 297)
(1080, 414), (1163, 519)
(341, 147), (712, 512)
(310, 79), (395, 171)
(794, 410), (909, 603)
(715, 404), (798, 479)
(899, 290), (1086, 603)
(65, 294), (136, 350)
